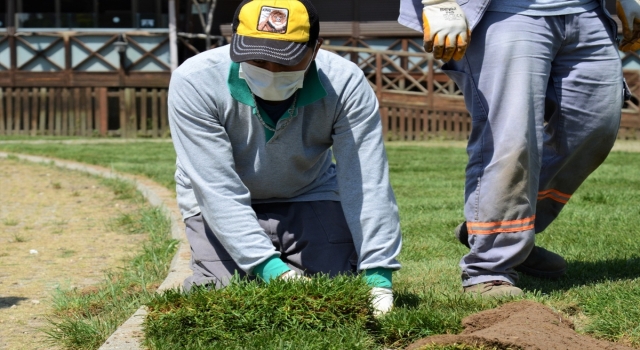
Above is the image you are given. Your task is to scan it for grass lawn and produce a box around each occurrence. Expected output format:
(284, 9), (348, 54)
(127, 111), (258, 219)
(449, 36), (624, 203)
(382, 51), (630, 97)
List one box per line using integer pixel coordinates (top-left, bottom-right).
(1, 139), (639, 349)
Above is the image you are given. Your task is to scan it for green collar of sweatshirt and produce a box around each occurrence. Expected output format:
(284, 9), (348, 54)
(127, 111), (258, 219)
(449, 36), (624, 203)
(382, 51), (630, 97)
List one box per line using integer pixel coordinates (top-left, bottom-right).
(227, 61), (327, 141)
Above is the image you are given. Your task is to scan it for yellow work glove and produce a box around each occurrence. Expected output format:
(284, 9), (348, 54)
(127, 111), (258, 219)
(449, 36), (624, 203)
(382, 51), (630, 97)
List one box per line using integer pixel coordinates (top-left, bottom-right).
(617, 0), (640, 52)
(422, 0), (470, 61)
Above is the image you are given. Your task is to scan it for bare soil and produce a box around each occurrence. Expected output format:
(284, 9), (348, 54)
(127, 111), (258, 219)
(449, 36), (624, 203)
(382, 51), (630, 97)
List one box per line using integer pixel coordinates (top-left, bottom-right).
(0, 158), (146, 350)
(406, 301), (635, 350)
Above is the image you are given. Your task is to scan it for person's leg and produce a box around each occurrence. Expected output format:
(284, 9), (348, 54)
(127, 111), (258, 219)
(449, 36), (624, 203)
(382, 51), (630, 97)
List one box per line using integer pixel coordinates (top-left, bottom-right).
(535, 7), (622, 232)
(259, 201), (358, 276)
(183, 213), (257, 291)
(443, 12), (562, 289)
(183, 201), (357, 292)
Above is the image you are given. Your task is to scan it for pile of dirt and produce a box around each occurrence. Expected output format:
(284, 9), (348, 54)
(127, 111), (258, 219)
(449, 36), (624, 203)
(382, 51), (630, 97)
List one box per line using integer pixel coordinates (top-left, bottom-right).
(406, 300), (634, 350)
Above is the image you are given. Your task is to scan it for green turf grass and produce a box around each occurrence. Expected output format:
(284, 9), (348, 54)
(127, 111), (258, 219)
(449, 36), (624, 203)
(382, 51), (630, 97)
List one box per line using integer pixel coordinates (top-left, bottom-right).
(2, 140), (639, 348)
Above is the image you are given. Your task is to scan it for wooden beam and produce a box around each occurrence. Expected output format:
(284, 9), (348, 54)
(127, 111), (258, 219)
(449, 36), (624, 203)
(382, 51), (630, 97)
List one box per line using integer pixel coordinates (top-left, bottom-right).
(169, 0), (179, 71)
(1, 72), (171, 88)
(151, 88), (158, 137)
(70, 35), (119, 71)
(21, 88), (29, 135)
(0, 88), (4, 135)
(6, 88), (13, 135)
(140, 88), (148, 136)
(98, 87), (108, 137)
(39, 88), (47, 135)
(48, 88), (55, 135)
(160, 88), (167, 136)
(30, 87), (38, 136)
(119, 88), (126, 137)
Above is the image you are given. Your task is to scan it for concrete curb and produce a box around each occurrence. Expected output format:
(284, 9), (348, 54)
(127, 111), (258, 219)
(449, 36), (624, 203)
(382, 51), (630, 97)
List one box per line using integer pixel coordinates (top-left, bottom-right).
(0, 152), (191, 350)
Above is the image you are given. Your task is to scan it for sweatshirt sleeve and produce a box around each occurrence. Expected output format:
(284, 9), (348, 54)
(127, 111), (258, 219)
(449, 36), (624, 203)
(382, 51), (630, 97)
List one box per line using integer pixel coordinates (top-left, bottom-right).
(168, 69), (280, 275)
(398, 0), (425, 33)
(331, 67), (402, 273)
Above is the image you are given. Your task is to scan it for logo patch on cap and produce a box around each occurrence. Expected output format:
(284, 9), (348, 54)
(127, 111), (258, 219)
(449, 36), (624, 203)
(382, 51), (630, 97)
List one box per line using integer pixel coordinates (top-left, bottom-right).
(257, 6), (288, 34)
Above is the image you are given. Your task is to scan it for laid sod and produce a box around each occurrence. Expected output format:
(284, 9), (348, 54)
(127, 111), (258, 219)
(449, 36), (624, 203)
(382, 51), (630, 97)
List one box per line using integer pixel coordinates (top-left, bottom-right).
(1, 139), (639, 348)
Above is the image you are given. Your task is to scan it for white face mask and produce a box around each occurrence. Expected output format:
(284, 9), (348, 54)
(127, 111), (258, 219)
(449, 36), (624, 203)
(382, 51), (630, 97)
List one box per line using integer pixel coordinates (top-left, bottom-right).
(239, 51), (315, 101)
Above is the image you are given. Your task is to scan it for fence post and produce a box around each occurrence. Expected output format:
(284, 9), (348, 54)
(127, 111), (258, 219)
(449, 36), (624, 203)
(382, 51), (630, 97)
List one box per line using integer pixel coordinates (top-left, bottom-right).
(30, 87), (38, 136)
(0, 88), (4, 135)
(98, 88), (108, 137)
(151, 88), (159, 138)
(160, 89), (168, 137)
(39, 88), (47, 135)
(140, 88), (148, 136)
(427, 56), (434, 109)
(16, 88), (23, 135)
(6, 88), (12, 135)
(376, 53), (382, 100)
(48, 88), (55, 135)
(119, 88), (127, 138)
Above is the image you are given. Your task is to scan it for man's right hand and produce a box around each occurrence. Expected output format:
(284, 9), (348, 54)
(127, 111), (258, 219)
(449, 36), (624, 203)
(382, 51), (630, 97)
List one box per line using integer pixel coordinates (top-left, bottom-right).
(422, 0), (470, 61)
(617, 0), (640, 52)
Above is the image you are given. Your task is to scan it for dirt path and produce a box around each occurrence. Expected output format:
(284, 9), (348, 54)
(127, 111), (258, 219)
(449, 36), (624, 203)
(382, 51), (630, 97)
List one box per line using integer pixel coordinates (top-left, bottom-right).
(0, 158), (146, 350)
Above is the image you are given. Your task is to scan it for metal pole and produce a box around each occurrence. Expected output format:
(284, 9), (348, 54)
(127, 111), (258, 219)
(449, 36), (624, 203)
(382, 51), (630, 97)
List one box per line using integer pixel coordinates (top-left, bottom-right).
(55, 0), (61, 28)
(205, 0), (216, 49)
(168, 0), (179, 71)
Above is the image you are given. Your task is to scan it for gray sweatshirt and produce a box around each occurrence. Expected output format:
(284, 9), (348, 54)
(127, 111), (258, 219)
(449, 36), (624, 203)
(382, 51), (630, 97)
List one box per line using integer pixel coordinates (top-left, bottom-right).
(168, 45), (402, 275)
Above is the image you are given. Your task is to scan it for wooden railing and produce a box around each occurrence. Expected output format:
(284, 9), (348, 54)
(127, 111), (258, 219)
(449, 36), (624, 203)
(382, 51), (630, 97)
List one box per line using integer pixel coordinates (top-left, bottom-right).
(0, 31), (171, 137)
(325, 44), (471, 140)
(0, 41), (638, 139)
(325, 44), (640, 141)
(0, 86), (168, 137)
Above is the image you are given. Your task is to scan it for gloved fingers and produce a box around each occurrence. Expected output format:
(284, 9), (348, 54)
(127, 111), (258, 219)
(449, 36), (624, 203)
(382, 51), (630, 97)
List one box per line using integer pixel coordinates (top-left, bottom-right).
(452, 31), (470, 61)
(423, 39), (434, 54)
(421, 2), (468, 59)
(619, 17), (640, 52)
(430, 33), (448, 59)
(619, 38), (640, 52)
(370, 287), (394, 317)
(278, 270), (310, 281)
(422, 13), (434, 53)
(618, 0), (640, 36)
(423, 27), (446, 55)
(441, 35), (458, 62)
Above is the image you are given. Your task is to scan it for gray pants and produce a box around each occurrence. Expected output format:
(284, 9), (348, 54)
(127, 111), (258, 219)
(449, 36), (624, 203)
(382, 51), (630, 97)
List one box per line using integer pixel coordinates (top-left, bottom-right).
(443, 8), (623, 286)
(183, 201), (358, 291)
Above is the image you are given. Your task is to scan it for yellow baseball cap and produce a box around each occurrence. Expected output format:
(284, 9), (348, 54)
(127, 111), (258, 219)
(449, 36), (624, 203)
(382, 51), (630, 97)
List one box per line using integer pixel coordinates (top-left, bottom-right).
(230, 0), (320, 66)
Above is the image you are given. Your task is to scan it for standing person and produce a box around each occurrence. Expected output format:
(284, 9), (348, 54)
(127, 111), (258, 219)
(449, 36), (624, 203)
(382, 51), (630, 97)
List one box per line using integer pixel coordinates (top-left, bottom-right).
(398, 0), (639, 297)
(168, 0), (402, 315)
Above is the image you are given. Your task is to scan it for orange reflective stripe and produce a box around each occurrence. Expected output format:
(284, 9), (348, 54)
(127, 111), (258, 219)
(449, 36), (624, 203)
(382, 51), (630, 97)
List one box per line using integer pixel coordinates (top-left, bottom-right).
(537, 189), (571, 204)
(467, 215), (536, 235)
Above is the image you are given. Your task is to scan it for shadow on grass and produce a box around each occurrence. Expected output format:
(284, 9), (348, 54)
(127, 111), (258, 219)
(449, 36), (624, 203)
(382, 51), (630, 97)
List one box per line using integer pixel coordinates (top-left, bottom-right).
(0, 296), (28, 309)
(519, 256), (640, 293)
(394, 292), (423, 309)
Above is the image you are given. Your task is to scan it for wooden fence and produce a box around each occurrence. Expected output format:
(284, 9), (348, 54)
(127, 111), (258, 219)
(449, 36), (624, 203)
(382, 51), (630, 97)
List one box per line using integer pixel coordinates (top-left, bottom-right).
(0, 87), (168, 137)
(325, 44), (640, 141)
(0, 42), (638, 139)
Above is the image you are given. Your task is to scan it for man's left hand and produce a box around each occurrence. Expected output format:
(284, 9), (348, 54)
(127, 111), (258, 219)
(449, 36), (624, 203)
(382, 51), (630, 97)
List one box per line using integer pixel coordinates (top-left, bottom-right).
(617, 0), (640, 51)
(278, 270), (310, 281)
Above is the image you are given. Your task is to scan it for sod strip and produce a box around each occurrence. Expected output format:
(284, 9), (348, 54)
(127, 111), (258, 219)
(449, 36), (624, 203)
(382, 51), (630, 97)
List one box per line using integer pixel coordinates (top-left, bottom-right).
(0, 152), (191, 350)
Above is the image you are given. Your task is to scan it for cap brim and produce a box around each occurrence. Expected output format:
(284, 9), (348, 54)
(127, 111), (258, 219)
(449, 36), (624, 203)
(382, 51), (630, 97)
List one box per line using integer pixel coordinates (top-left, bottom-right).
(230, 34), (310, 66)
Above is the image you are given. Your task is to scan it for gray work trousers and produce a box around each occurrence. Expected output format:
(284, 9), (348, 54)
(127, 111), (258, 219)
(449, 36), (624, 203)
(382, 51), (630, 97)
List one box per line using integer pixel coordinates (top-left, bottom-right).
(183, 201), (358, 291)
(443, 8), (623, 286)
